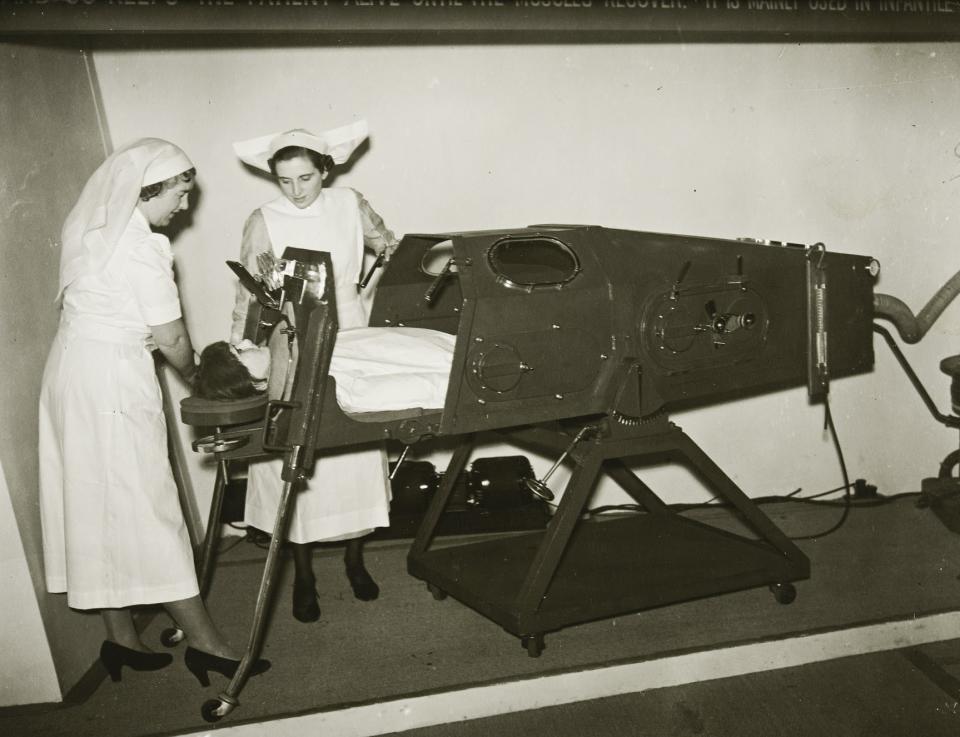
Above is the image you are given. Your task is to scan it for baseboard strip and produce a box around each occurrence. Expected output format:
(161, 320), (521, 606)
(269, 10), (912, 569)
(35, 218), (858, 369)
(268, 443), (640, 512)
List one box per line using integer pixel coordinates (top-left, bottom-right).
(182, 611), (960, 737)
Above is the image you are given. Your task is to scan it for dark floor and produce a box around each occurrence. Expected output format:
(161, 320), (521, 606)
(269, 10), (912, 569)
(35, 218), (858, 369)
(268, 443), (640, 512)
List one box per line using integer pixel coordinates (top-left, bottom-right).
(4, 494), (960, 737)
(391, 643), (960, 737)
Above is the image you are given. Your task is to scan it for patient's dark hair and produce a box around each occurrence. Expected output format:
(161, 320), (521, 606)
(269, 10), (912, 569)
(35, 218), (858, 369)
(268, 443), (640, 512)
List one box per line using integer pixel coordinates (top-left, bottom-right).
(195, 341), (260, 400)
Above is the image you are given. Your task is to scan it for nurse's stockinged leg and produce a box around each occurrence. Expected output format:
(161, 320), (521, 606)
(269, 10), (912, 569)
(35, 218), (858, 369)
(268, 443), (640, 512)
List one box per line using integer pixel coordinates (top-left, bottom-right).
(163, 595), (240, 659)
(344, 536), (379, 601)
(291, 542), (320, 623)
(102, 608), (154, 651)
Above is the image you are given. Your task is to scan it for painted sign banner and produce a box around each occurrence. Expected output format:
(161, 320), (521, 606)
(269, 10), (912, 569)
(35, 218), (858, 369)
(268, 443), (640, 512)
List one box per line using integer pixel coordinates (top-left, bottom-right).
(1, 0), (960, 38)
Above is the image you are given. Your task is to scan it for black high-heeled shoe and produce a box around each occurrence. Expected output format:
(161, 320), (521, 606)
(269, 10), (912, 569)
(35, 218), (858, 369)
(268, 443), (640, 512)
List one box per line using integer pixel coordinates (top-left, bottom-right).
(184, 647), (271, 688)
(345, 563), (380, 601)
(292, 579), (320, 622)
(100, 640), (173, 683)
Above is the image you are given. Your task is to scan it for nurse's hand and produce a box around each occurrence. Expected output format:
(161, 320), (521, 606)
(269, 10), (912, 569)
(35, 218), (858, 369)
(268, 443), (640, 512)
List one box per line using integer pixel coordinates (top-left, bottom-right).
(375, 240), (399, 263)
(151, 317), (197, 385)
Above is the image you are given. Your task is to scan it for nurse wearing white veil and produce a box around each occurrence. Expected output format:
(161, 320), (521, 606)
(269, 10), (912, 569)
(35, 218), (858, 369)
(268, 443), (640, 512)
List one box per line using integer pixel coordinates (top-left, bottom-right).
(232, 120), (398, 623)
(38, 139), (269, 686)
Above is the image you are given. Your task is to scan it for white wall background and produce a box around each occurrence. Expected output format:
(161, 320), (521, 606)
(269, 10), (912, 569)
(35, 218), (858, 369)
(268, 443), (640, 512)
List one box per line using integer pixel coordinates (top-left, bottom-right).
(93, 41), (960, 512)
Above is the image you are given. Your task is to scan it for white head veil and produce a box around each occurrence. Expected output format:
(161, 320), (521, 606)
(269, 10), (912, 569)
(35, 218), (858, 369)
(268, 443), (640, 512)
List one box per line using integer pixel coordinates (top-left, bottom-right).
(232, 120), (368, 173)
(58, 138), (194, 297)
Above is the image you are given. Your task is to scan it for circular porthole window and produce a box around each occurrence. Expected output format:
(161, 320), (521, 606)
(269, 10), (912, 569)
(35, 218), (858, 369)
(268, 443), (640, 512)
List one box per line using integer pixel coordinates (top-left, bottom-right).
(488, 236), (579, 291)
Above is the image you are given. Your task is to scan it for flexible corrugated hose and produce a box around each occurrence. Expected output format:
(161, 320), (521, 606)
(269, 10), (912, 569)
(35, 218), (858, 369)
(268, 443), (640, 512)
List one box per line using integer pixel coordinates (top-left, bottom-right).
(874, 268), (960, 343)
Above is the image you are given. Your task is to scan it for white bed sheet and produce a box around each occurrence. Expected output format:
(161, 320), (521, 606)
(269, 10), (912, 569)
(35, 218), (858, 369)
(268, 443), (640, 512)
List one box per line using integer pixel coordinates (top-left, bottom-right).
(328, 327), (456, 414)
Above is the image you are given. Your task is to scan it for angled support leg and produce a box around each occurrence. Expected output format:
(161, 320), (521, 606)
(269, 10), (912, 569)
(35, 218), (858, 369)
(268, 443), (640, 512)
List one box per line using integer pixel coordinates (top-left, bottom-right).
(515, 442), (604, 616)
(672, 431), (804, 559)
(410, 434), (475, 557)
(207, 449), (303, 720)
(602, 458), (670, 516)
(197, 457), (229, 597)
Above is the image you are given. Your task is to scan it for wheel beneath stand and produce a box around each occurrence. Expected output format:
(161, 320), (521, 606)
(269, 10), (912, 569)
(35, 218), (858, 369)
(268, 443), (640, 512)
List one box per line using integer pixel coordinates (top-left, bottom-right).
(201, 698), (234, 723)
(160, 627), (185, 647)
(427, 583), (447, 601)
(769, 582), (797, 605)
(939, 450), (960, 480)
(521, 634), (545, 658)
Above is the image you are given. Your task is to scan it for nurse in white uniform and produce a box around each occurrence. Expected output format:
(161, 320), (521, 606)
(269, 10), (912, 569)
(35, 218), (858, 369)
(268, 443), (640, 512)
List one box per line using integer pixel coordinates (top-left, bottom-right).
(231, 121), (398, 623)
(38, 139), (268, 686)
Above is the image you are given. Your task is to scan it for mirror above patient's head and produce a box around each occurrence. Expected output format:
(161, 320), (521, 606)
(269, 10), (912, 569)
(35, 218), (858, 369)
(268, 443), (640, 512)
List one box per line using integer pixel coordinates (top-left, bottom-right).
(282, 258), (328, 301)
(420, 240), (459, 276)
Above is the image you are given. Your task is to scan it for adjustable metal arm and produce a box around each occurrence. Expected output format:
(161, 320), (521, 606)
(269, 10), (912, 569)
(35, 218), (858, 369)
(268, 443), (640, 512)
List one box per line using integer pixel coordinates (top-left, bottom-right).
(873, 323), (960, 429)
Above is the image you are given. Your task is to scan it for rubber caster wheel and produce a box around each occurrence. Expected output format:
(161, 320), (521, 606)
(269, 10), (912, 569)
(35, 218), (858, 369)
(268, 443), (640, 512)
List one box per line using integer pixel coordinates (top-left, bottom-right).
(769, 582), (796, 605)
(160, 627), (184, 647)
(521, 634), (545, 658)
(201, 699), (232, 723)
(427, 583), (447, 601)
(938, 449), (960, 479)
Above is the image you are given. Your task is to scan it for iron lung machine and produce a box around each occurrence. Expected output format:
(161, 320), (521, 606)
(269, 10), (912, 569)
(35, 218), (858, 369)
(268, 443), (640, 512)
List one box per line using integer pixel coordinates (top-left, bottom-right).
(179, 228), (876, 721)
(368, 225), (875, 656)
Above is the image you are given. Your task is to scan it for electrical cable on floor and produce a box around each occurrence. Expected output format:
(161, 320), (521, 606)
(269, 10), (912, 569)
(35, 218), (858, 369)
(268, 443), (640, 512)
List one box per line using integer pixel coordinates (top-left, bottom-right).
(247, 528), (273, 550)
(780, 491), (920, 507)
(216, 536), (247, 555)
(789, 397), (851, 541)
(583, 396), (916, 541)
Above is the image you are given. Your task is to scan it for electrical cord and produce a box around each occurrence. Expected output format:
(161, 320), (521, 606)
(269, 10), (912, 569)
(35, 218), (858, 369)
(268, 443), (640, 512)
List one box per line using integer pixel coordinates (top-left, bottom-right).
(216, 535), (248, 556)
(790, 397), (851, 540)
(584, 396), (905, 541)
(586, 487), (918, 522)
(248, 529), (273, 550)
(778, 491), (920, 507)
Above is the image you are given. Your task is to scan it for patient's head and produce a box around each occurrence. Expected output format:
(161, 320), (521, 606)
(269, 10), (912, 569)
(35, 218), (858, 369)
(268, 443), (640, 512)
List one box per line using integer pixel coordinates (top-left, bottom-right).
(196, 340), (270, 400)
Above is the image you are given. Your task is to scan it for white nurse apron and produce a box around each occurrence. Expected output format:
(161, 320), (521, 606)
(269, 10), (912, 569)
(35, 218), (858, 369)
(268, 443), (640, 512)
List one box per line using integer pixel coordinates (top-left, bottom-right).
(243, 189), (391, 544)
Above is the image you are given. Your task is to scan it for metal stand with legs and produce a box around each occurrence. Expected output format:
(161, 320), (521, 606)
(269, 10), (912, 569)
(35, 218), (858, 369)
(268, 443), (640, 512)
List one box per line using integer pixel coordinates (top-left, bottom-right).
(408, 416), (809, 657)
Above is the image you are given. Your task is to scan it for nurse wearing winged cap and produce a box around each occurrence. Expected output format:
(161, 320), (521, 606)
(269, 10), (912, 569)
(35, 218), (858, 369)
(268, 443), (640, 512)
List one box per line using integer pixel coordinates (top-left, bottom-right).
(231, 120), (398, 623)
